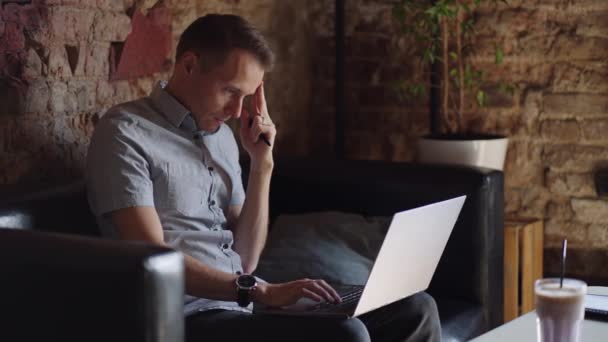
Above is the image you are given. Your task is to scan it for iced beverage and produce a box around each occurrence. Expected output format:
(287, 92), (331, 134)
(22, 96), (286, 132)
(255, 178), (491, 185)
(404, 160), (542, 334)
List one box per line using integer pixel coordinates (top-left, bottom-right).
(535, 278), (587, 342)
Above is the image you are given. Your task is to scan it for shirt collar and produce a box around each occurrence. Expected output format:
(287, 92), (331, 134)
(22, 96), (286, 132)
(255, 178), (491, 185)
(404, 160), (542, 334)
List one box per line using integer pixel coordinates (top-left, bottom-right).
(149, 80), (193, 131)
(149, 81), (220, 136)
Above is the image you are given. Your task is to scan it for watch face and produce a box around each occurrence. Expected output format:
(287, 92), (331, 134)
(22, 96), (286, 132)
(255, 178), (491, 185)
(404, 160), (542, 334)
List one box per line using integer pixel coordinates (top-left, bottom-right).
(238, 275), (257, 288)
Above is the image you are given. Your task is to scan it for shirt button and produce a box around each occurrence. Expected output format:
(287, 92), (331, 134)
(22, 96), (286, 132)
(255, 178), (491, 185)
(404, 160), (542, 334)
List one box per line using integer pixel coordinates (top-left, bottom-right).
(210, 200), (216, 206)
(208, 166), (214, 172)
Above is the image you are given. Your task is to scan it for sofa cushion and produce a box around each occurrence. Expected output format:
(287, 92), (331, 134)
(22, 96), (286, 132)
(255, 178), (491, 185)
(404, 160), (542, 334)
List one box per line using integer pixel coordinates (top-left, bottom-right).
(255, 211), (389, 285)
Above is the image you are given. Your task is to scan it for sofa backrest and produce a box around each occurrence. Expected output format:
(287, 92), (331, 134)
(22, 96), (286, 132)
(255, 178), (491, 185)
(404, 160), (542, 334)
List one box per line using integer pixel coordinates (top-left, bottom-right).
(0, 181), (99, 236)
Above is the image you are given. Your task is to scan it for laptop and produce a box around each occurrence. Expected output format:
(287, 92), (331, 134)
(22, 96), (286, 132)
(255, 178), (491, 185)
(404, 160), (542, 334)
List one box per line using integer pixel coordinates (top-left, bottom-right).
(254, 195), (466, 318)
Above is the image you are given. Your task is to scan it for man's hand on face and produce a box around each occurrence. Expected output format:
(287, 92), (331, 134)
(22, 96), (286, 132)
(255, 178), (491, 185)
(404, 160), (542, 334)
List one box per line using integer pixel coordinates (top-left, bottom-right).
(240, 83), (276, 168)
(254, 279), (342, 308)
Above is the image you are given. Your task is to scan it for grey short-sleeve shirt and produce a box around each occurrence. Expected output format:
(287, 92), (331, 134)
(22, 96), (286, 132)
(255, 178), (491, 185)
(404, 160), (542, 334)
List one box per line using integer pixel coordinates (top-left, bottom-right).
(86, 81), (249, 315)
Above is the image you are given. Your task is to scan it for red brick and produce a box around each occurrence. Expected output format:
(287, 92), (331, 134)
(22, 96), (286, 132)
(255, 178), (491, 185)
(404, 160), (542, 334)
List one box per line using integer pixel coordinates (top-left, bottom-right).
(24, 79), (49, 113)
(542, 144), (608, 172)
(575, 10), (608, 38)
(546, 198), (575, 221)
(49, 81), (67, 113)
(22, 48), (42, 80)
(581, 119), (608, 142)
(48, 43), (72, 78)
(552, 62), (608, 93)
(67, 80), (96, 113)
(504, 140), (543, 187)
(48, 7), (95, 42)
(546, 171), (595, 197)
(550, 34), (608, 60)
(84, 42), (109, 77)
(92, 11), (131, 42)
(544, 93), (608, 116)
(540, 119), (580, 141)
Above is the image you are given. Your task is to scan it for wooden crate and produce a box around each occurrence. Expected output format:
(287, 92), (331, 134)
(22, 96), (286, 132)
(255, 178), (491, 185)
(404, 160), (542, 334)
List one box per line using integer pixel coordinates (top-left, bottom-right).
(503, 219), (544, 322)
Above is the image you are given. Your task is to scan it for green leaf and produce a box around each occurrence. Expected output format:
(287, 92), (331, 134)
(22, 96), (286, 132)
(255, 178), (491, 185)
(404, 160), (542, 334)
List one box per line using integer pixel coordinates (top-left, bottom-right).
(461, 19), (474, 33)
(410, 84), (426, 97)
(495, 45), (504, 65)
(476, 90), (487, 106)
(423, 48), (436, 64)
(425, 6), (438, 18)
(449, 52), (458, 61)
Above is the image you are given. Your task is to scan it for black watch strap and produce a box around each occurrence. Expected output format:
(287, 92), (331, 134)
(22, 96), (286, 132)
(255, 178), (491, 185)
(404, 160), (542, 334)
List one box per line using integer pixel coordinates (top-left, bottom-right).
(236, 274), (257, 307)
(237, 287), (251, 307)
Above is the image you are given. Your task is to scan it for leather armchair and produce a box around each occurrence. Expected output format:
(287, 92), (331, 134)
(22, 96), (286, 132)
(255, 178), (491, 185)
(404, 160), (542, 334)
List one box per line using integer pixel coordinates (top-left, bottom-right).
(0, 185), (185, 342)
(0, 157), (503, 342)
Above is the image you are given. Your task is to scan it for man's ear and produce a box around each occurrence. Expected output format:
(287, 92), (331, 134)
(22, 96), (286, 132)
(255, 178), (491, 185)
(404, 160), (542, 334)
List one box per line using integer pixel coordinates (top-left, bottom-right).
(181, 52), (198, 75)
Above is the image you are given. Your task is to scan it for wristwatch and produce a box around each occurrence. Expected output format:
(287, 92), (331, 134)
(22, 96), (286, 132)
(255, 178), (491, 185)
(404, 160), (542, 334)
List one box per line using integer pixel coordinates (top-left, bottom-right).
(235, 274), (258, 307)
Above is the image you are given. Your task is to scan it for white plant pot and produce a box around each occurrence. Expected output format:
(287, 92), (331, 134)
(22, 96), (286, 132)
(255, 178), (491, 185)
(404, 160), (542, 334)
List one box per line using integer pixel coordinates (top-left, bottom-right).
(417, 135), (509, 171)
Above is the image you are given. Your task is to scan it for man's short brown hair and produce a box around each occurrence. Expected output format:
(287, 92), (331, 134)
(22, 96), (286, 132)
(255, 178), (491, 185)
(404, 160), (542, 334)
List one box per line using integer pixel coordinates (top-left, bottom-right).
(176, 14), (275, 71)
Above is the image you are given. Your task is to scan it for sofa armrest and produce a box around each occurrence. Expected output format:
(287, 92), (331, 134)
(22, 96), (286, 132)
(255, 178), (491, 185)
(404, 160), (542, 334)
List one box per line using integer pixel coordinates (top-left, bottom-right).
(243, 157), (504, 330)
(0, 228), (184, 342)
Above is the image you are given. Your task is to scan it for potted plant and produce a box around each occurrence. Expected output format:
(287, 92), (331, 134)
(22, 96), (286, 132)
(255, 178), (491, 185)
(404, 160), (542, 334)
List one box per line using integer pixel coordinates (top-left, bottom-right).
(393, 0), (511, 170)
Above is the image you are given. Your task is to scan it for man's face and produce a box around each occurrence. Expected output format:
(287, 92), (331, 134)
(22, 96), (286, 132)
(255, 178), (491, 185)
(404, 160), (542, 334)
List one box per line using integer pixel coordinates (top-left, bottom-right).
(187, 49), (265, 132)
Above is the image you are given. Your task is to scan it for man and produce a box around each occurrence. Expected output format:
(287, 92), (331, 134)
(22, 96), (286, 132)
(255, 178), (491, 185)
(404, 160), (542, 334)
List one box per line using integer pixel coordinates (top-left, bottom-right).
(86, 14), (440, 341)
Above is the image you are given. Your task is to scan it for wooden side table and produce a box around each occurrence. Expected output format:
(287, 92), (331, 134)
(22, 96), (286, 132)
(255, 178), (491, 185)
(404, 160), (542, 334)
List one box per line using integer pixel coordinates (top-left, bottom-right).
(503, 219), (544, 322)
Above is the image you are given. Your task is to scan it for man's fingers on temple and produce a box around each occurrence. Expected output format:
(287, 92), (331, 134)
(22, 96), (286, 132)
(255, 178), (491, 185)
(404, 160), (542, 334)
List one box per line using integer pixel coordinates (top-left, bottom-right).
(259, 83), (267, 108)
(255, 85), (263, 114)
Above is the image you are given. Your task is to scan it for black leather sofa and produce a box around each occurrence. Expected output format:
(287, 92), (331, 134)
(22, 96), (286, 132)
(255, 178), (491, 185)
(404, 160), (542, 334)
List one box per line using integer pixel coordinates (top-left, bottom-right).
(0, 158), (503, 342)
(249, 158), (505, 341)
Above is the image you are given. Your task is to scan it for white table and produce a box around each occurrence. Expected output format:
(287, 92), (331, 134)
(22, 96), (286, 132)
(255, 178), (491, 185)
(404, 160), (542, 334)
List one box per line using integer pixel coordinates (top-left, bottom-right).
(471, 287), (608, 342)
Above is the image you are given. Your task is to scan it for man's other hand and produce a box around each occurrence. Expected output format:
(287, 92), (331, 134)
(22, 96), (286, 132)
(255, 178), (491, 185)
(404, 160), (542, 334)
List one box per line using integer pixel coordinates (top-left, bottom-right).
(255, 279), (342, 307)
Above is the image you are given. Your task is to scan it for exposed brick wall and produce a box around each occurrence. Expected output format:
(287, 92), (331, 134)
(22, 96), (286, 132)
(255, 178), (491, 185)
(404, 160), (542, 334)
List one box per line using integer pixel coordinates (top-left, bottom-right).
(466, 1), (608, 281)
(0, 0), (168, 185)
(1, 0), (606, 280)
(306, 0), (428, 160)
(0, 0), (317, 185)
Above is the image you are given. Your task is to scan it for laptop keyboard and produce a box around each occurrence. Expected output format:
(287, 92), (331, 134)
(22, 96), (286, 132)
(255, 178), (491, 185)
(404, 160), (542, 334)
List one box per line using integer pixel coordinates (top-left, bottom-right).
(312, 285), (364, 312)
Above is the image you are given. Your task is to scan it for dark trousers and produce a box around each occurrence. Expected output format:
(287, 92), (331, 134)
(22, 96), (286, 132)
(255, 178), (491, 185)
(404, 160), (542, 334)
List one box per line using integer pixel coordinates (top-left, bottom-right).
(186, 291), (441, 342)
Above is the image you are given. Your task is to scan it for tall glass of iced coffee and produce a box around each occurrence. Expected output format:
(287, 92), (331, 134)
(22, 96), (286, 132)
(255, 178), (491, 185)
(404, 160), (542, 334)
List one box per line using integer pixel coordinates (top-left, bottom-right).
(535, 278), (587, 342)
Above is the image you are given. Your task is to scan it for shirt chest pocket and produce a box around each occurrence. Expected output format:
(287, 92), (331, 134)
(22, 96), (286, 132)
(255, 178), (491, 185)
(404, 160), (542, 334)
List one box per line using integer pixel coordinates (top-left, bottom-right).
(156, 163), (209, 216)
